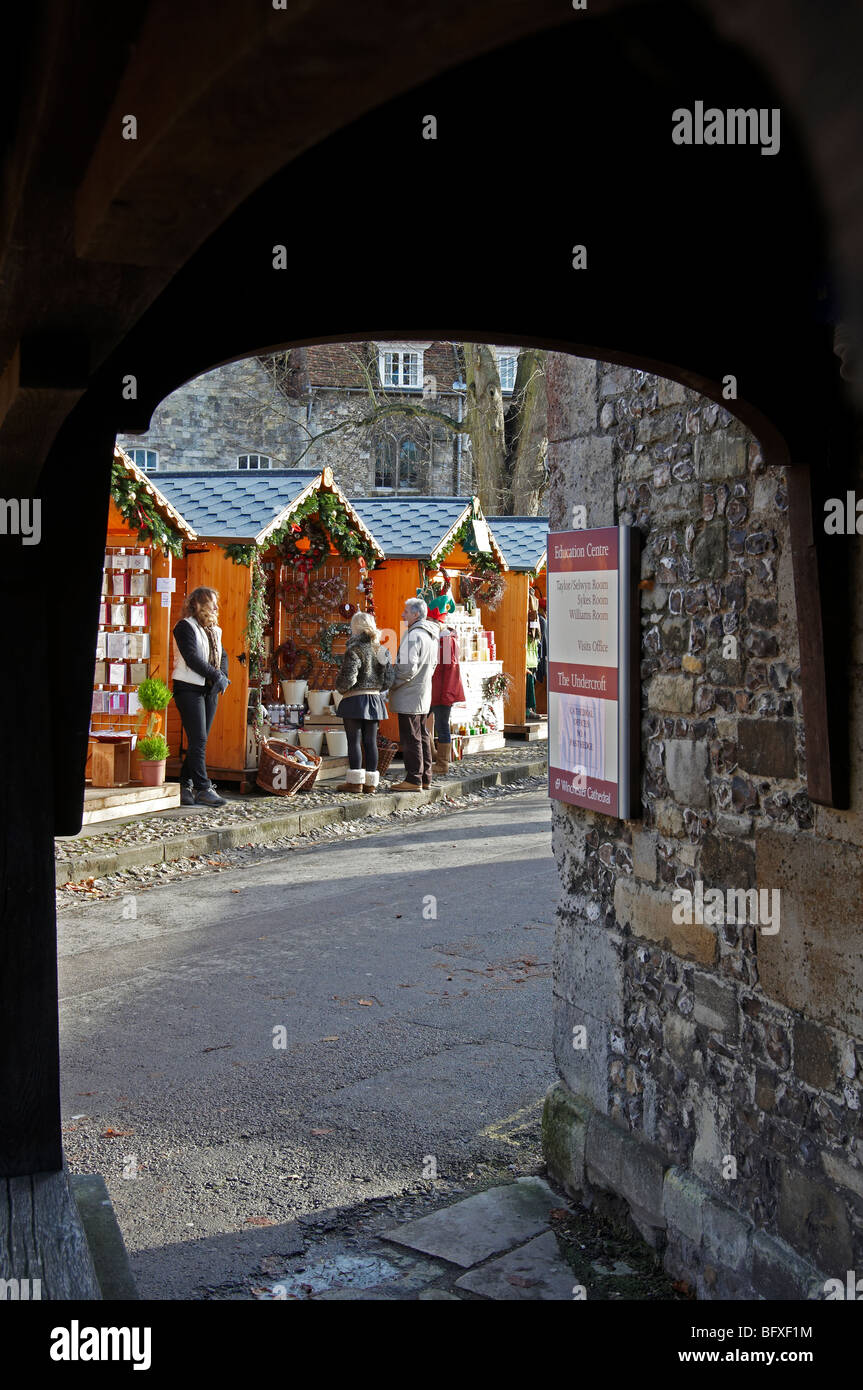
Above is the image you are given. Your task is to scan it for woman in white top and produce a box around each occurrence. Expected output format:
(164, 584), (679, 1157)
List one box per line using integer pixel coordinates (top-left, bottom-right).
(172, 586), (230, 806)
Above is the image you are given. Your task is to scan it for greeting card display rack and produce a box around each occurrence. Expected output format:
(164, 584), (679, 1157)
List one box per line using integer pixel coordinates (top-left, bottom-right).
(90, 545), (153, 743)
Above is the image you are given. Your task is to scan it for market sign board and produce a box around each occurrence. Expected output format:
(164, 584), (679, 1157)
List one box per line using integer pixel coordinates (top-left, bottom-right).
(547, 525), (640, 819)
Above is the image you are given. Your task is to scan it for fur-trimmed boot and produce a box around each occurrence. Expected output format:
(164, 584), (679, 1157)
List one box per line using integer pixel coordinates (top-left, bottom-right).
(336, 768), (365, 793)
(434, 741), (452, 777)
(363, 770), (380, 795)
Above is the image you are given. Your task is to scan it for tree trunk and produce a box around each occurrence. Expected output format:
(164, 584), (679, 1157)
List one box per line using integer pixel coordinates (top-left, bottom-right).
(463, 343), (507, 512)
(507, 347), (548, 514)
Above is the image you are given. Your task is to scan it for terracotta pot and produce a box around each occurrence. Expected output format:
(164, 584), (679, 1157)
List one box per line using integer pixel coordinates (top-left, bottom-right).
(139, 759), (166, 787)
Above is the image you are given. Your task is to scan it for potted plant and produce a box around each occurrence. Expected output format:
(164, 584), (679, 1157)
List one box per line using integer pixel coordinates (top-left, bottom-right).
(137, 733), (170, 787)
(136, 676), (173, 738)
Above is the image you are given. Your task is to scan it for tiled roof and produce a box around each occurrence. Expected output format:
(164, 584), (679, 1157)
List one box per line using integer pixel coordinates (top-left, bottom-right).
(154, 470), (323, 540)
(487, 516), (549, 571)
(348, 496), (472, 558)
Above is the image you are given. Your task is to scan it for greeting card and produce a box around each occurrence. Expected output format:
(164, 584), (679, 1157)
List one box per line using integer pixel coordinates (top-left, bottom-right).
(107, 631), (132, 659)
(130, 661), (149, 684)
(129, 601), (148, 627)
(112, 572), (130, 595)
(94, 661), (107, 685)
(108, 661), (128, 686)
(111, 602), (129, 625)
(129, 573), (150, 596)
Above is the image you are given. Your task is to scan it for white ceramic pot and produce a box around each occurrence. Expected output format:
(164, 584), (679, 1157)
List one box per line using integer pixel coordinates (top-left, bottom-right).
(281, 679), (308, 705)
(279, 727), (299, 746)
(324, 728), (348, 757)
(298, 728), (324, 753)
(307, 690), (332, 716)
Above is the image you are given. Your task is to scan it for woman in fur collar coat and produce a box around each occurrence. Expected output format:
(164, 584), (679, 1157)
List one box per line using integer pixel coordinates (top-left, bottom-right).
(334, 611), (394, 793)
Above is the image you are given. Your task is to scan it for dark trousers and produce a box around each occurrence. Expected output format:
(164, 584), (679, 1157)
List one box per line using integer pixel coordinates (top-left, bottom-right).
(398, 712), (432, 785)
(174, 680), (219, 789)
(342, 716), (379, 772)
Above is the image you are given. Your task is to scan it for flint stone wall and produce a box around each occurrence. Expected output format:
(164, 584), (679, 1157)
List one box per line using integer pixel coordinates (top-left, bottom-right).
(543, 354), (863, 1299)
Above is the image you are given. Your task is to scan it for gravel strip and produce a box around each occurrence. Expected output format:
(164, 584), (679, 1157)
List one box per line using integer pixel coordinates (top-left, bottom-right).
(57, 745), (546, 859)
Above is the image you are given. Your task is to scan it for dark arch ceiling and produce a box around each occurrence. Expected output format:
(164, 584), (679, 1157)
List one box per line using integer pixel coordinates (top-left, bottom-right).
(81, 3), (840, 472)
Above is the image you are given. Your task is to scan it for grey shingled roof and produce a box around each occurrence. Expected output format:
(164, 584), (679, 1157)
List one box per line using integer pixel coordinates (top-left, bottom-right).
(154, 470), (323, 540)
(487, 515), (549, 571)
(347, 496), (472, 558)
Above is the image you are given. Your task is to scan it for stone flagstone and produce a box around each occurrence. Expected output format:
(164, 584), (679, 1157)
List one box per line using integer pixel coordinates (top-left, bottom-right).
(455, 1231), (576, 1300)
(381, 1177), (564, 1269)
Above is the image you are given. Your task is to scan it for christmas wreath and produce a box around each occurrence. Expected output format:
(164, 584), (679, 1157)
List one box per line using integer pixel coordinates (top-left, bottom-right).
(319, 621), (351, 665)
(279, 518), (329, 589)
(308, 573), (347, 608)
(481, 670), (513, 703)
(460, 571), (505, 611)
(275, 639), (314, 682)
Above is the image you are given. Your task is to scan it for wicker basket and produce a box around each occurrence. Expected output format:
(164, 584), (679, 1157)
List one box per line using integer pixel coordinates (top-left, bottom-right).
(256, 737), (319, 796)
(363, 734), (399, 778)
(298, 748), (324, 791)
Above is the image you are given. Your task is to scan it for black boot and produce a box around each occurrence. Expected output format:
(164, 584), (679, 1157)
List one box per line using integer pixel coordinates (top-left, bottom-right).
(180, 780), (197, 807)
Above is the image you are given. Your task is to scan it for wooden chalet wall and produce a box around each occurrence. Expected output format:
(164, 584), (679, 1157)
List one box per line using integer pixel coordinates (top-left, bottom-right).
(166, 542), (252, 781)
(495, 571), (530, 727)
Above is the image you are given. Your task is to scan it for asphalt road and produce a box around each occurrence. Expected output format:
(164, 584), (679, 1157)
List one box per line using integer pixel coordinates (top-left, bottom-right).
(58, 788), (558, 1299)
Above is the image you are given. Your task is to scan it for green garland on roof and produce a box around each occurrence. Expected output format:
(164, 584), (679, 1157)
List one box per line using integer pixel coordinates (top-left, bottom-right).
(437, 515), (501, 572)
(224, 543), (255, 566)
(267, 490), (379, 566)
(110, 461), (185, 557)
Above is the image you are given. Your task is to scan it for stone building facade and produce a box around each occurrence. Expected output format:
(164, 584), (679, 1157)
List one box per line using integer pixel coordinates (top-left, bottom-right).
(542, 356), (863, 1299)
(117, 341), (521, 497)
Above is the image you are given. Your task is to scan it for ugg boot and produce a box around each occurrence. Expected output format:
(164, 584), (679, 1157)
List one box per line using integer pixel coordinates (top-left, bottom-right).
(336, 768), (365, 793)
(434, 741), (451, 776)
(363, 770), (380, 794)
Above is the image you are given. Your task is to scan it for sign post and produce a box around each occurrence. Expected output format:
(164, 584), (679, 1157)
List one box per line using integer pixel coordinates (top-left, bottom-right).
(546, 524), (640, 819)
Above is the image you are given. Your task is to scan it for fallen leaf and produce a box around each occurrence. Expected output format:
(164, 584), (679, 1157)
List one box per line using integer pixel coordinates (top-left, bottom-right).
(395, 914), (402, 919)
(100, 1128), (134, 1138)
(244, 1216), (275, 1227)
(357, 999), (374, 1006)
(549, 1208), (569, 1221)
(203, 1043), (233, 1052)
(507, 1274), (539, 1288)
(322, 1036), (339, 1042)
(311, 1128), (334, 1136)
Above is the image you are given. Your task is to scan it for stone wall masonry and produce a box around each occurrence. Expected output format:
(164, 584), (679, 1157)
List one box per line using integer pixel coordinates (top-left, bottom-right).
(542, 354), (863, 1297)
(119, 346), (473, 496)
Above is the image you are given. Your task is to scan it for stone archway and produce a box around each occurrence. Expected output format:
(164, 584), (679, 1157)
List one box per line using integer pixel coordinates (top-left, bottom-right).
(2, 3), (861, 1310)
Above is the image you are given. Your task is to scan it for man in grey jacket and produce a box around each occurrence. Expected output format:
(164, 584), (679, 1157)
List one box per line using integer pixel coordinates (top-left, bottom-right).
(388, 596), (440, 791)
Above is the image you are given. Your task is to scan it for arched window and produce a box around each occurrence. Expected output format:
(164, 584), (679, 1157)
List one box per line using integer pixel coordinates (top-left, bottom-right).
(238, 453), (271, 470)
(374, 438), (395, 489)
(398, 439), (420, 488)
